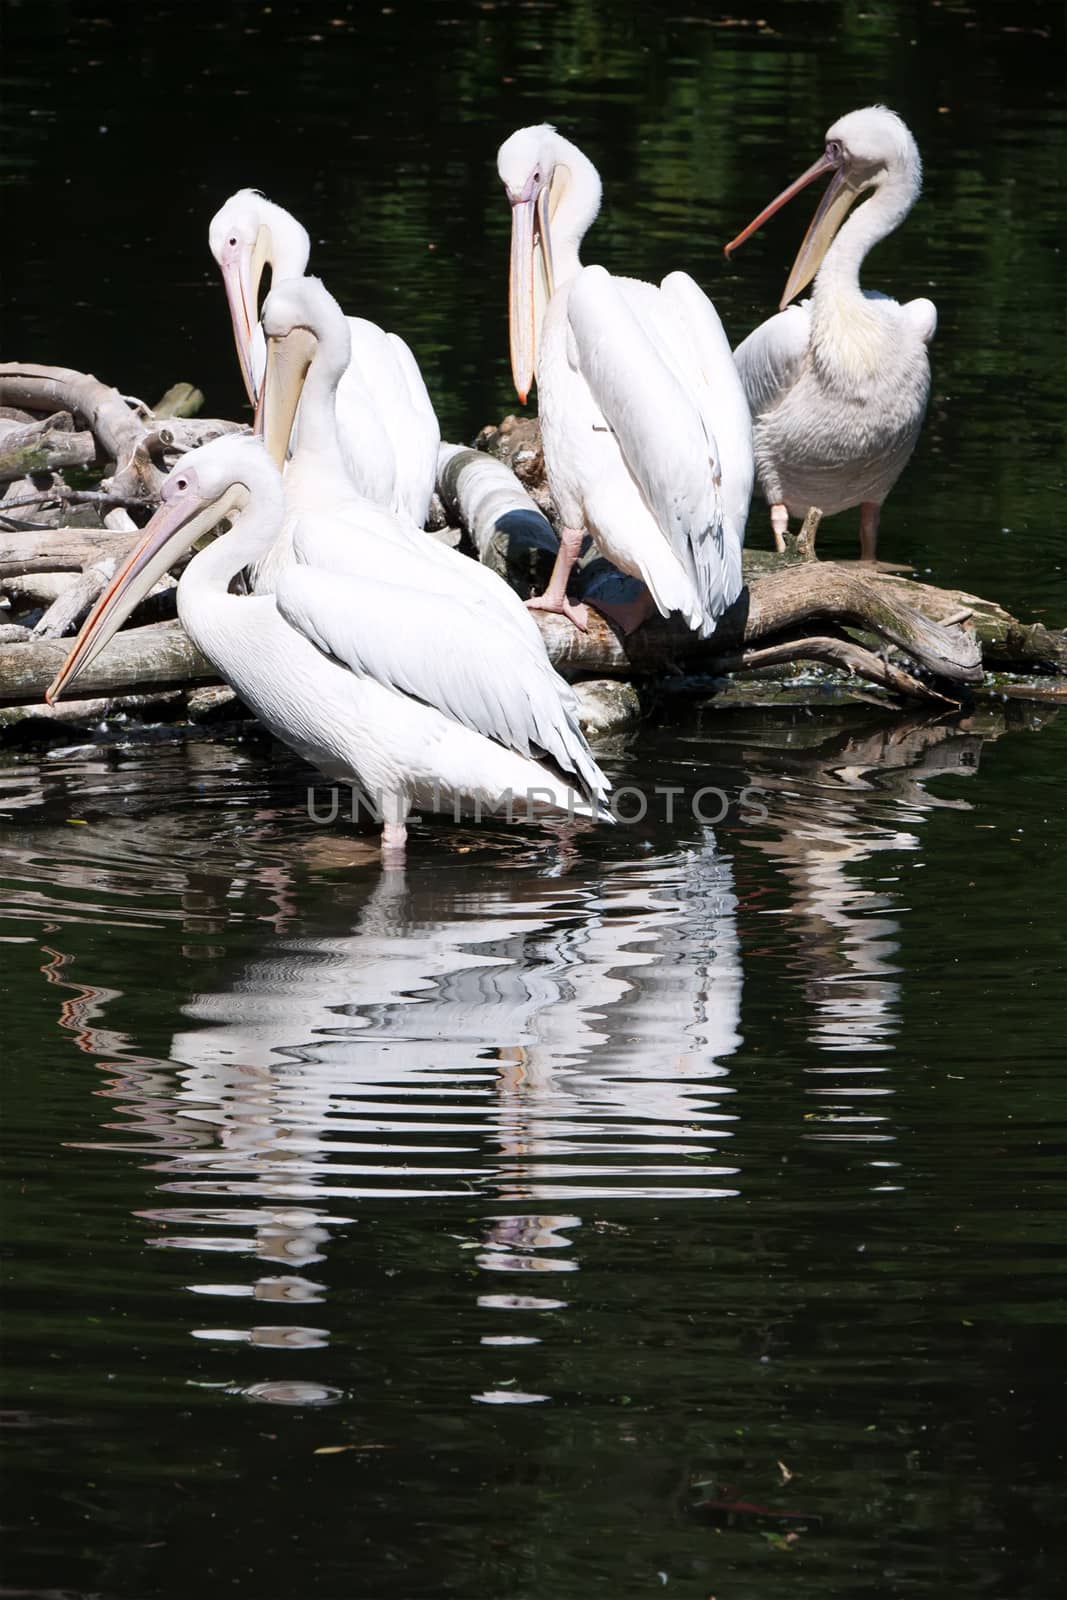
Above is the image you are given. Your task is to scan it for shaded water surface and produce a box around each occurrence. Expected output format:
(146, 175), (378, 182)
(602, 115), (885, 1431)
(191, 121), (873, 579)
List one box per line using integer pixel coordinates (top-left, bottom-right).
(2, 0), (1065, 1595)
(2, 704), (1064, 1596)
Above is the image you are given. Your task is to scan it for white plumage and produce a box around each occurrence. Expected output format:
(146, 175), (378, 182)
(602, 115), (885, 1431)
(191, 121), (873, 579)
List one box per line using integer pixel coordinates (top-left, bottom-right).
(496, 124), (752, 635)
(47, 437), (612, 859)
(208, 188), (440, 528)
(728, 106), (936, 558)
(250, 275), (604, 804)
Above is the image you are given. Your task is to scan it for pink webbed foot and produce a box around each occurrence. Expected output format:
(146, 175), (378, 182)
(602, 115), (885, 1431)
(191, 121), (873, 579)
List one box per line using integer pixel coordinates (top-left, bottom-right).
(525, 591), (590, 631)
(380, 818), (408, 868)
(525, 524), (588, 629)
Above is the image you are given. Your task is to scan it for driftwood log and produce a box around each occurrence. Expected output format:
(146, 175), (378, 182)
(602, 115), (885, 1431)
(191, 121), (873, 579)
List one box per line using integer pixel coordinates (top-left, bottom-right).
(0, 362), (165, 502)
(437, 443), (983, 702)
(0, 413), (97, 482)
(0, 620), (213, 705)
(0, 362), (246, 515)
(0, 369), (1063, 729)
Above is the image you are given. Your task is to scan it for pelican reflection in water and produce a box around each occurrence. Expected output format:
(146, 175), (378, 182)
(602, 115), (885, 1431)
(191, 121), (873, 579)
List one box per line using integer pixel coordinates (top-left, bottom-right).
(26, 710), (1015, 1395)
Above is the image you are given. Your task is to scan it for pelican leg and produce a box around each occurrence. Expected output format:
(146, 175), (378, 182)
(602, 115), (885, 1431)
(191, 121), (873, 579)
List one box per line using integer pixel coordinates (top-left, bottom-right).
(380, 819), (408, 866)
(770, 503), (789, 552)
(526, 525), (589, 631)
(380, 794), (411, 867)
(859, 501), (881, 561)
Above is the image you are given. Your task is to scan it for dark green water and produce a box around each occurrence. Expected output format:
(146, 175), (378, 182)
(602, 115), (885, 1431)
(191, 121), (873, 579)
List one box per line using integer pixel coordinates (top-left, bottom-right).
(2, 1), (1065, 1596)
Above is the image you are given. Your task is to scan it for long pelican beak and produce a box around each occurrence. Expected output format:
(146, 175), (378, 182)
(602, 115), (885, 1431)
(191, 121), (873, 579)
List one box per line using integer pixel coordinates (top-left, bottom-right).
(253, 326), (317, 467)
(725, 152), (863, 310)
(220, 224), (272, 405)
(46, 485), (233, 704)
(507, 180), (554, 404)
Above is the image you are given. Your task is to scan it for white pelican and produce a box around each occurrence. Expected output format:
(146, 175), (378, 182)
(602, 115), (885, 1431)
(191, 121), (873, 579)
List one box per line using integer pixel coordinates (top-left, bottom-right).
(252, 273), (595, 674)
(208, 188), (440, 528)
(726, 106), (936, 560)
(496, 124), (753, 635)
(45, 436), (611, 859)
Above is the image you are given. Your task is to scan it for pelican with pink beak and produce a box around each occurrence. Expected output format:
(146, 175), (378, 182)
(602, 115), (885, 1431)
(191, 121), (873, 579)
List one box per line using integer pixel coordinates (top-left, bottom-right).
(44, 436), (610, 862)
(208, 189), (440, 529)
(497, 124), (753, 635)
(727, 106), (937, 559)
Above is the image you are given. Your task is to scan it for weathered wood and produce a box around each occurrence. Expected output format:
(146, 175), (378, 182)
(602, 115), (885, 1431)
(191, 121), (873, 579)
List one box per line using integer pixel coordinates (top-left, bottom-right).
(711, 635), (953, 704)
(877, 574), (1067, 674)
(142, 416), (247, 460)
(439, 442), (984, 696)
(438, 442), (557, 554)
(473, 414), (557, 520)
(0, 410), (74, 438)
(1, 571), (75, 609)
(0, 413), (97, 482)
(0, 619), (215, 704)
(0, 389), (1060, 719)
(0, 486), (153, 523)
(732, 563), (983, 683)
(437, 442), (573, 591)
(0, 526), (146, 575)
(0, 689), (186, 730)
(32, 558), (117, 639)
(0, 362), (164, 501)
(151, 383), (205, 419)
(524, 562), (982, 696)
(572, 678), (642, 739)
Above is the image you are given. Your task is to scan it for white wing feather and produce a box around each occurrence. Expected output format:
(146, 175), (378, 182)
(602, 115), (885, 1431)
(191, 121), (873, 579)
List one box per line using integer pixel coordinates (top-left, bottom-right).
(275, 565), (610, 804)
(386, 330), (441, 526)
(334, 353), (398, 509)
(732, 303), (811, 420)
(904, 296), (937, 345)
(567, 264), (734, 626)
(345, 318), (440, 528)
(292, 486), (560, 661)
(659, 270), (753, 581)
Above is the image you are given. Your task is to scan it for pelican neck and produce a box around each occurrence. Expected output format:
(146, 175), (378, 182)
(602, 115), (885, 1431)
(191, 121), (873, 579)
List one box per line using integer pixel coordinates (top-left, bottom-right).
(548, 139), (602, 287)
(183, 493), (281, 596)
(813, 174), (916, 315)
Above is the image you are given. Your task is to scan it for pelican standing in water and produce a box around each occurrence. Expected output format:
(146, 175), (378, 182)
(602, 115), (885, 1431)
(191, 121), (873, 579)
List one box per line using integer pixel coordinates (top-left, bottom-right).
(248, 274), (611, 808)
(727, 106), (936, 559)
(46, 437), (611, 860)
(497, 125), (753, 634)
(209, 189), (440, 528)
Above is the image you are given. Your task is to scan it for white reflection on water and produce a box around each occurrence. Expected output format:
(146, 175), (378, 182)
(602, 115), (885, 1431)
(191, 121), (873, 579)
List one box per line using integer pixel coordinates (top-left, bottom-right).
(16, 711), (1022, 1400)
(154, 841), (744, 1214)
(736, 719), (982, 1063)
(37, 836), (745, 1383)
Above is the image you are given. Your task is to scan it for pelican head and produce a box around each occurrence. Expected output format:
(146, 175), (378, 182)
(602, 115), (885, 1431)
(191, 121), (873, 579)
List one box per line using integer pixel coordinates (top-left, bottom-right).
(209, 190), (311, 405)
(253, 276), (351, 467)
(497, 124), (602, 402)
(725, 106), (922, 309)
(46, 437), (282, 705)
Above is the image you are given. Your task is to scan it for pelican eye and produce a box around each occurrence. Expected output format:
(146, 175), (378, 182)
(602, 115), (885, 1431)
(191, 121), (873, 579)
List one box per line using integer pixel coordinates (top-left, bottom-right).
(533, 167), (542, 183)
(228, 235), (238, 247)
(826, 139), (844, 163)
(175, 477), (189, 492)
